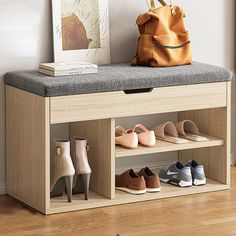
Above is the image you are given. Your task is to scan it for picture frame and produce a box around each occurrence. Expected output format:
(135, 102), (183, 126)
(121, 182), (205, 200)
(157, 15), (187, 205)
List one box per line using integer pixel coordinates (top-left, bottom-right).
(52, 0), (110, 65)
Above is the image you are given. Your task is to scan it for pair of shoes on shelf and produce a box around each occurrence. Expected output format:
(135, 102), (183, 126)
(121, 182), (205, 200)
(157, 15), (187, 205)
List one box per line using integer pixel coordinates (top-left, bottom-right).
(116, 120), (209, 149)
(153, 120), (209, 144)
(116, 167), (161, 195)
(115, 124), (156, 149)
(159, 160), (206, 187)
(50, 138), (92, 202)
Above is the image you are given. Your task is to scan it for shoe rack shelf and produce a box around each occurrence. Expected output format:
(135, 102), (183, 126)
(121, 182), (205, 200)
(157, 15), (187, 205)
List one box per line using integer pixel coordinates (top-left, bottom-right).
(116, 135), (224, 158)
(6, 82), (231, 215)
(49, 179), (225, 214)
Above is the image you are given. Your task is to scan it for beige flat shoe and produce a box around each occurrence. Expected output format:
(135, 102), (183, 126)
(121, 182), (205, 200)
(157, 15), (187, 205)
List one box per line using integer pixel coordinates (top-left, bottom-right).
(115, 126), (138, 149)
(153, 122), (189, 144)
(175, 120), (209, 142)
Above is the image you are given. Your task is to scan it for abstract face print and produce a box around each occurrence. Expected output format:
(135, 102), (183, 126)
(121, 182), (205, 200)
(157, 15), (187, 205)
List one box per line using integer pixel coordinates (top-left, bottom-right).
(61, 0), (101, 51)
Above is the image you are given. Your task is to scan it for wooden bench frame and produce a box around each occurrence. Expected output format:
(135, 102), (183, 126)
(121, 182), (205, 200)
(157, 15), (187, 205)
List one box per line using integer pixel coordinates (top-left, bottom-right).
(5, 81), (231, 215)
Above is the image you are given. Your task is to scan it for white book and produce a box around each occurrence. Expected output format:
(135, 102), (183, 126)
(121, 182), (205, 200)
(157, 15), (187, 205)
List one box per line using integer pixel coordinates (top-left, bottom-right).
(38, 67), (98, 77)
(39, 61), (98, 72)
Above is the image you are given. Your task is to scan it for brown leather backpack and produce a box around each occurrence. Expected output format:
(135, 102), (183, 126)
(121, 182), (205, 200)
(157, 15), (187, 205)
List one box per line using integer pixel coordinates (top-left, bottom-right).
(132, 0), (192, 67)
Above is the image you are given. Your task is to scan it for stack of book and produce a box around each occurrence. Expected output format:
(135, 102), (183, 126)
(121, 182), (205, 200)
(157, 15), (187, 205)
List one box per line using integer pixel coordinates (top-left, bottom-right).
(38, 62), (98, 76)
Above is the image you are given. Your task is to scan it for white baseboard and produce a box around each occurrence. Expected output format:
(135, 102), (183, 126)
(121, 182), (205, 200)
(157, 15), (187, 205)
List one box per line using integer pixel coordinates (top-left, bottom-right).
(0, 182), (6, 195)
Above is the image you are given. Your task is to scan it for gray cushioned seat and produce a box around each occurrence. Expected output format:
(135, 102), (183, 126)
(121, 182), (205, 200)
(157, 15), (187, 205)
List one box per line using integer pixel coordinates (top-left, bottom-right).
(4, 62), (232, 97)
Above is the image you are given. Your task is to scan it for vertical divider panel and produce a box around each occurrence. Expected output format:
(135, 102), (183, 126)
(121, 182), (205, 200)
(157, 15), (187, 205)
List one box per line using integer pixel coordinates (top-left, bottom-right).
(178, 83), (231, 185)
(70, 119), (115, 199)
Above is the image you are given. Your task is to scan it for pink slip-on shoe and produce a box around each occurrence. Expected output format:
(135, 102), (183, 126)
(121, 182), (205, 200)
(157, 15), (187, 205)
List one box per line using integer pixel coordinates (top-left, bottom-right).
(130, 124), (156, 147)
(115, 126), (138, 149)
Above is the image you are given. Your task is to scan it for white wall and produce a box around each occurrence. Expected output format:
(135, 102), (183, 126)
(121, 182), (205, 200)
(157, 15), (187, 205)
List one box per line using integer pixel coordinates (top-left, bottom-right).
(0, 0), (235, 194)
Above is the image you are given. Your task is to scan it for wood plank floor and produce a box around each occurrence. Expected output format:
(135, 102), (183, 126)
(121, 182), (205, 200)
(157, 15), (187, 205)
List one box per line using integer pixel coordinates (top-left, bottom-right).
(1, 168), (236, 236)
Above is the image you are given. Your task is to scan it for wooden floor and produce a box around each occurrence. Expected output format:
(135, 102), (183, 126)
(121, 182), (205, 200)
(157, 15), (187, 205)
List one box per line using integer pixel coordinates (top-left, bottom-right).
(1, 169), (236, 236)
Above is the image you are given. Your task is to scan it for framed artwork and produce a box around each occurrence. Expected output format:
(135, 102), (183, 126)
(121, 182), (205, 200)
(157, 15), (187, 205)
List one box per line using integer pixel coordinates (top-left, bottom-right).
(52, 0), (110, 65)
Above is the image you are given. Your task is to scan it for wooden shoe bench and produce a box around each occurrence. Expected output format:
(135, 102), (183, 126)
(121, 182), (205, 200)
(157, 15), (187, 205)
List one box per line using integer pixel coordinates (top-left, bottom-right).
(5, 62), (232, 215)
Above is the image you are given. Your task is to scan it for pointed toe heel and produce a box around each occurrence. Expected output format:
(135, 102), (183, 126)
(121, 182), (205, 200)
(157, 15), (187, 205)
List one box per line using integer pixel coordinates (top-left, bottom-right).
(50, 178), (65, 197)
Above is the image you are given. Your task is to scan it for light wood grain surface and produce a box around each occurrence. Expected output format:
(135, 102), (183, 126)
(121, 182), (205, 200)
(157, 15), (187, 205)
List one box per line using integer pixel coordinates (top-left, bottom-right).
(5, 82), (231, 215)
(116, 134), (224, 158)
(50, 82), (227, 124)
(6, 86), (50, 214)
(49, 178), (228, 214)
(70, 119), (115, 200)
(0, 168), (235, 236)
(179, 83), (231, 185)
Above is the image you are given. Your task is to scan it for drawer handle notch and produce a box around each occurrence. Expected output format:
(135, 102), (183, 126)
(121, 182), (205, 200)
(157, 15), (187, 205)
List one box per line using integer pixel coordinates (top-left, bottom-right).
(123, 88), (154, 94)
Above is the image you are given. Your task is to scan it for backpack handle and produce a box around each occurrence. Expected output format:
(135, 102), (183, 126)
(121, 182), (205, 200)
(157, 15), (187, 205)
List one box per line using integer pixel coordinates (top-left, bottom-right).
(150, 0), (176, 16)
(150, 0), (167, 11)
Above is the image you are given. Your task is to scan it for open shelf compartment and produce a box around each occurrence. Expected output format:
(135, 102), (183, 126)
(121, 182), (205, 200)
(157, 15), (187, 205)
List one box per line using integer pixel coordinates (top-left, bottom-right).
(48, 178), (228, 214)
(5, 82), (231, 215)
(48, 106), (230, 214)
(116, 135), (224, 158)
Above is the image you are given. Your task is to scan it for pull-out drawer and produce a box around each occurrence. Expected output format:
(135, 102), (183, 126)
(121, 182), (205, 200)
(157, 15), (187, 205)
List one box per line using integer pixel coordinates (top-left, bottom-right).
(50, 82), (227, 124)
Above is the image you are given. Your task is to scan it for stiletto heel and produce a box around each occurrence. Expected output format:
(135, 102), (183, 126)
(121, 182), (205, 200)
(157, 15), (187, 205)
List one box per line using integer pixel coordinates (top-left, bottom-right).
(82, 173), (91, 200)
(71, 137), (92, 200)
(65, 176), (73, 202)
(50, 178), (65, 197)
(51, 140), (75, 202)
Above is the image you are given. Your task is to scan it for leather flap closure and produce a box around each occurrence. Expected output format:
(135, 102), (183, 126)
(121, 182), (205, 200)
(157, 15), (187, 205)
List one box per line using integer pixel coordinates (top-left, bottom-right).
(137, 13), (151, 25)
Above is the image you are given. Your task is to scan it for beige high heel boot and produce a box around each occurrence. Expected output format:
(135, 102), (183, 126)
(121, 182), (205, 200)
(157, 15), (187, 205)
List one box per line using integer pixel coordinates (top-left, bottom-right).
(71, 137), (92, 200)
(51, 140), (75, 202)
